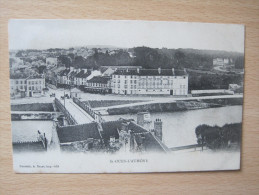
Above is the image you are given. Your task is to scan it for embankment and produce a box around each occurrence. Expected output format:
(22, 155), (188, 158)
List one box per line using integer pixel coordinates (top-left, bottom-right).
(107, 97), (243, 115)
(11, 103), (54, 112)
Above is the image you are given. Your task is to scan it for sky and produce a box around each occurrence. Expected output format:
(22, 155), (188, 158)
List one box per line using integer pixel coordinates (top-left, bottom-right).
(8, 20), (244, 53)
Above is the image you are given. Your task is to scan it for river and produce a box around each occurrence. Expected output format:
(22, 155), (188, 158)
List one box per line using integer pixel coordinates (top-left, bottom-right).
(103, 105), (243, 148)
(12, 120), (54, 143)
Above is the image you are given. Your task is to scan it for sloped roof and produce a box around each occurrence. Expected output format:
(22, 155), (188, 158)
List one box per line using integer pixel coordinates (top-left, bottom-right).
(58, 69), (70, 76)
(10, 73), (29, 79)
(128, 122), (169, 153)
(101, 120), (123, 143)
(68, 71), (78, 78)
(27, 74), (44, 80)
(88, 76), (111, 84)
(52, 66), (66, 74)
(57, 122), (101, 143)
(57, 120), (169, 152)
(70, 88), (81, 93)
(75, 70), (91, 78)
(113, 69), (187, 76)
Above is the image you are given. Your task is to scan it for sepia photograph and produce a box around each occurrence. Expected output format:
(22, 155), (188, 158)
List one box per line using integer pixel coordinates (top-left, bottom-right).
(8, 19), (244, 173)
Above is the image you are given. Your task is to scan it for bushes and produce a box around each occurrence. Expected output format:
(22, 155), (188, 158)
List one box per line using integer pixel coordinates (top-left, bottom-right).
(195, 123), (242, 150)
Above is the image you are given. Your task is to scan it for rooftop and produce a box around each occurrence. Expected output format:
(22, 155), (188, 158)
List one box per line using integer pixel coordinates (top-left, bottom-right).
(75, 70), (91, 78)
(57, 122), (101, 143)
(56, 119), (168, 152)
(10, 73), (44, 80)
(88, 76), (111, 84)
(113, 68), (187, 76)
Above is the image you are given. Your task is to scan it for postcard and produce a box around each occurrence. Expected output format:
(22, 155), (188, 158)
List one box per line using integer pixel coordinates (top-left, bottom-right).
(8, 19), (244, 173)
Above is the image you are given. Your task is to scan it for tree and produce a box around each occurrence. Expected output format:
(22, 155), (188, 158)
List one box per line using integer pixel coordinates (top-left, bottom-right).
(195, 123), (242, 150)
(234, 55), (244, 69)
(174, 50), (186, 68)
(57, 55), (71, 67)
(74, 56), (85, 68)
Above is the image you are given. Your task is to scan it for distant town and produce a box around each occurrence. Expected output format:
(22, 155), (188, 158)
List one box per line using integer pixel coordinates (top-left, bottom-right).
(10, 46), (244, 99)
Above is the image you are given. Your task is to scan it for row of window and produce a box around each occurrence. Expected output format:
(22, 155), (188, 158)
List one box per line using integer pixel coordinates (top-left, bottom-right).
(113, 80), (137, 84)
(113, 75), (137, 79)
(114, 75), (186, 79)
(15, 80), (44, 85)
(87, 83), (108, 87)
(12, 85), (43, 91)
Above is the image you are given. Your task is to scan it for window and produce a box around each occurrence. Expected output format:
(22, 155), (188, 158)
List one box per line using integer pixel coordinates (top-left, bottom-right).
(16, 81), (18, 84)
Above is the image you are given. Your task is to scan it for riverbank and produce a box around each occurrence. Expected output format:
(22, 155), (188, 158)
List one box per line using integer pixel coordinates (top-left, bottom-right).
(107, 97), (243, 115)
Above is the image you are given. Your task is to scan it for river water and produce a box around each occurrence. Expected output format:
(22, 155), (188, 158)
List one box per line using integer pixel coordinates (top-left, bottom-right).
(103, 105), (243, 148)
(12, 120), (54, 143)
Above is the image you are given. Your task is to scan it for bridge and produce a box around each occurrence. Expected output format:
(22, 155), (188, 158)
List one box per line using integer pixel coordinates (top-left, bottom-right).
(55, 98), (95, 125)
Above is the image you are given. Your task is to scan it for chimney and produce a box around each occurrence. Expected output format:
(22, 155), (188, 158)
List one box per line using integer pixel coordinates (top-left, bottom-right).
(137, 68), (140, 74)
(83, 69), (87, 73)
(172, 68), (175, 75)
(184, 68), (187, 74)
(154, 118), (163, 141)
(70, 66), (74, 71)
(158, 67), (161, 74)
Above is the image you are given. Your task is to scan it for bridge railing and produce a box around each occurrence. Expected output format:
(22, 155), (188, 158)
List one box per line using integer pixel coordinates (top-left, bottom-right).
(170, 144), (206, 151)
(54, 98), (77, 125)
(72, 97), (104, 123)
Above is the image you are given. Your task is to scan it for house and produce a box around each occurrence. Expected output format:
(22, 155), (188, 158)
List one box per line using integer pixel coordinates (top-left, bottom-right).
(112, 68), (188, 95)
(26, 74), (46, 97)
(74, 69), (91, 86)
(84, 76), (112, 94)
(70, 87), (82, 98)
(10, 73), (45, 97)
(56, 68), (71, 87)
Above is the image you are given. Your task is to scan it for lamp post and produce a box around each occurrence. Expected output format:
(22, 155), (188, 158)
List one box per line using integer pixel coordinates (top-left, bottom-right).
(63, 90), (65, 108)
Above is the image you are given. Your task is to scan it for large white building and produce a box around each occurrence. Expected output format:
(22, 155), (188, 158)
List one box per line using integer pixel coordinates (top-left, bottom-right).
(111, 68), (188, 95)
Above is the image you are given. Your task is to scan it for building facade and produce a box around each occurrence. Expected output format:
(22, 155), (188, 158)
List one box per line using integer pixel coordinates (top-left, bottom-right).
(111, 68), (188, 95)
(10, 73), (45, 97)
(26, 75), (45, 97)
(84, 76), (112, 94)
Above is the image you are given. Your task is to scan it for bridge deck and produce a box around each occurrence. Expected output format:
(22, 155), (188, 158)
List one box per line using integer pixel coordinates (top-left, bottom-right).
(60, 99), (94, 124)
